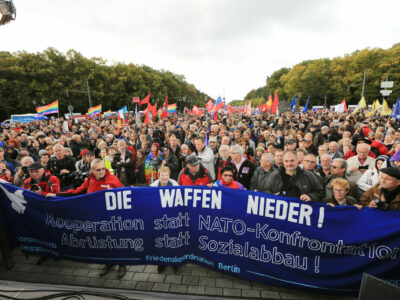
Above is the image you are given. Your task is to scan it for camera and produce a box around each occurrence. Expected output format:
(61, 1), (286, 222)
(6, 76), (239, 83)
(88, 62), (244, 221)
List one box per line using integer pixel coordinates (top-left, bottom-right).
(30, 184), (40, 192)
(113, 152), (121, 163)
(21, 166), (29, 178)
(70, 171), (89, 188)
(374, 199), (389, 211)
(0, 168), (6, 174)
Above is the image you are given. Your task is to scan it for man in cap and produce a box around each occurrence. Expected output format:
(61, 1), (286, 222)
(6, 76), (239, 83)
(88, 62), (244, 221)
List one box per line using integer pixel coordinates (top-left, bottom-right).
(22, 162), (61, 195)
(208, 136), (219, 155)
(359, 167), (400, 210)
(285, 139), (297, 151)
(178, 155), (213, 186)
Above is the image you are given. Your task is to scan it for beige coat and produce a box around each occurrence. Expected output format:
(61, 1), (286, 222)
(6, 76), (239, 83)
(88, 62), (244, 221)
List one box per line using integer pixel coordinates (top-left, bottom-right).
(346, 155), (375, 183)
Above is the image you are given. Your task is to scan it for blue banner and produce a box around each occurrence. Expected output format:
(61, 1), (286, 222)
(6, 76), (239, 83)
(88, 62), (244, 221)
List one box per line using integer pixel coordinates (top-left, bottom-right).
(0, 183), (399, 295)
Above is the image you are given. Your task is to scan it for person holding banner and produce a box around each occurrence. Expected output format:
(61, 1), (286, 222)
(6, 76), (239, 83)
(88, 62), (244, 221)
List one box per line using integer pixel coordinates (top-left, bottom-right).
(46, 159), (127, 278)
(178, 155), (213, 187)
(150, 166), (179, 187)
(265, 150), (323, 202)
(324, 178), (359, 208)
(22, 162), (61, 195)
(213, 166), (244, 190)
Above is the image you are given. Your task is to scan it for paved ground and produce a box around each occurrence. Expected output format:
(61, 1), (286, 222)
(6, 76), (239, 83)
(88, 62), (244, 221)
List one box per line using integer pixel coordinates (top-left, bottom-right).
(0, 249), (357, 300)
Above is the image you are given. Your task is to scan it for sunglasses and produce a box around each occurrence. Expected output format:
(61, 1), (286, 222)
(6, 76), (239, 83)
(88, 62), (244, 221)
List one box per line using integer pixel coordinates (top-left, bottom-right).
(222, 174), (233, 177)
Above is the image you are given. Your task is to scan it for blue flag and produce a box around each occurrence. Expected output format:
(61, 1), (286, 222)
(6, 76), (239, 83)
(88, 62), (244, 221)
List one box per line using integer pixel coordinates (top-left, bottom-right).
(290, 95), (296, 113)
(390, 98), (400, 120)
(303, 97), (310, 113)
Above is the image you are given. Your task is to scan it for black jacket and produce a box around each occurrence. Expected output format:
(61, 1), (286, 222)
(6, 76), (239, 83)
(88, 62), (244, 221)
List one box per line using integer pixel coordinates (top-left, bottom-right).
(232, 159), (256, 190)
(265, 167), (323, 202)
(112, 150), (135, 185)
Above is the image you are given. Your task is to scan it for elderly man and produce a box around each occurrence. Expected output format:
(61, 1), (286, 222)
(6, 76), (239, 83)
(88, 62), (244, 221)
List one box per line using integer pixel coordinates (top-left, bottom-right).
(323, 158), (359, 201)
(359, 167), (400, 210)
(316, 154), (332, 179)
(48, 159), (125, 278)
(265, 150), (323, 202)
(215, 144), (233, 180)
(48, 144), (76, 190)
(313, 126), (329, 147)
(22, 162), (61, 195)
(328, 141), (343, 159)
(230, 144), (256, 190)
(250, 153), (275, 193)
(178, 155), (213, 186)
(346, 143), (375, 183)
(194, 136), (215, 180)
(13, 156), (34, 187)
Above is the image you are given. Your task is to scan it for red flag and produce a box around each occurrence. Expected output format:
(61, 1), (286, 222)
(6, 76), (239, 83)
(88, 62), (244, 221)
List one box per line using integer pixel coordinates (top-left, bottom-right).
(341, 98), (348, 112)
(266, 95), (273, 112)
(192, 105), (203, 117)
(132, 97), (140, 103)
(144, 102), (157, 124)
(206, 99), (214, 112)
(117, 115), (123, 128)
(227, 104), (233, 115)
(139, 93), (150, 106)
(271, 91), (279, 114)
(161, 95), (168, 118)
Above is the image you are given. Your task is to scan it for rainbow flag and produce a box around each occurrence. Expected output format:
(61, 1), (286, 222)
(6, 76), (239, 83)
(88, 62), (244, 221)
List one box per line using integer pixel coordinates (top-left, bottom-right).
(167, 103), (177, 114)
(102, 110), (114, 118)
(88, 104), (102, 116)
(36, 100), (59, 115)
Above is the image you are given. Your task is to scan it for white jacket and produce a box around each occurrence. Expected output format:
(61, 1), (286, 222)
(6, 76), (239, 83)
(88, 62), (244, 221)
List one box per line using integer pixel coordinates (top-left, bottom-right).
(357, 168), (381, 192)
(196, 146), (216, 180)
(346, 155), (375, 183)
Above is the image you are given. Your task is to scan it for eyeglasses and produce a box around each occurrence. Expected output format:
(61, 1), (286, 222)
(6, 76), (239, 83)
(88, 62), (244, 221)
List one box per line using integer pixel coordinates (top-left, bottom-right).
(333, 188), (347, 193)
(222, 174), (233, 177)
(304, 160), (316, 164)
(331, 166), (341, 169)
(95, 168), (106, 172)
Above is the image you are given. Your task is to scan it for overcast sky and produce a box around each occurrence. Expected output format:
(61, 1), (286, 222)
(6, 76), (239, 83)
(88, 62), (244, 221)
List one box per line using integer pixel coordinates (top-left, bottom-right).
(1, 0), (400, 102)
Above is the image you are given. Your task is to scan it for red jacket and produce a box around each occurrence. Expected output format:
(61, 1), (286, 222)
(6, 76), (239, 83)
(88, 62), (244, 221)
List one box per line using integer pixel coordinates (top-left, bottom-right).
(59, 170), (123, 196)
(23, 174), (61, 195)
(178, 166), (211, 186)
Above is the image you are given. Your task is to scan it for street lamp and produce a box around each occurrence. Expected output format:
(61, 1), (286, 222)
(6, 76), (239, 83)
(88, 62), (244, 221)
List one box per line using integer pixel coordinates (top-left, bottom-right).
(0, 0), (16, 26)
(66, 79), (92, 109)
(347, 69), (366, 99)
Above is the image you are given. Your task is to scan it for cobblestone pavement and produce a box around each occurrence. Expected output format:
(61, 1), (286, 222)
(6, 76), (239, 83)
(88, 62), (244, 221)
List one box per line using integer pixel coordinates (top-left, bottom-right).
(0, 249), (357, 300)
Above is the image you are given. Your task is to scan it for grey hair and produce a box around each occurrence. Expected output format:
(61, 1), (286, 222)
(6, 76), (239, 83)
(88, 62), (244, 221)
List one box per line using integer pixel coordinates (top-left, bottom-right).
(230, 144), (244, 157)
(333, 158), (347, 169)
(262, 153), (275, 164)
(91, 158), (105, 170)
(356, 143), (370, 152)
(53, 144), (64, 151)
(21, 156), (34, 165)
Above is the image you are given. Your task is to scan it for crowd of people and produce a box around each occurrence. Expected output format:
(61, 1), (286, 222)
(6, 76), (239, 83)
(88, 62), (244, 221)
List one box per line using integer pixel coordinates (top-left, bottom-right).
(0, 108), (400, 278)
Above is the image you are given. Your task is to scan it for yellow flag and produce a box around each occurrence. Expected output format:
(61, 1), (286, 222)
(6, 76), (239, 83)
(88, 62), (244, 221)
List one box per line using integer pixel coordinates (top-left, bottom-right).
(381, 99), (392, 116)
(367, 99), (381, 117)
(352, 97), (367, 114)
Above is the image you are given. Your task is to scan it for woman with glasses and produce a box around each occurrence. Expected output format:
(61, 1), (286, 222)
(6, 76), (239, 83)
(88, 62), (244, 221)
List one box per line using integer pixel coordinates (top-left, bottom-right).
(324, 178), (359, 208)
(213, 166), (244, 190)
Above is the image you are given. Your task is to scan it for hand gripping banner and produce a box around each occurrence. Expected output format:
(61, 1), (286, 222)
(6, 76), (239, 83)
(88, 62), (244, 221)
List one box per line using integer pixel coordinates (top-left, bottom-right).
(0, 183), (399, 295)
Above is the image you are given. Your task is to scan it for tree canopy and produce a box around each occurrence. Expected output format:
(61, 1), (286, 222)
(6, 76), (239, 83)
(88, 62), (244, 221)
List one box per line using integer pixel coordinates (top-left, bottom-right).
(244, 44), (400, 107)
(0, 48), (210, 120)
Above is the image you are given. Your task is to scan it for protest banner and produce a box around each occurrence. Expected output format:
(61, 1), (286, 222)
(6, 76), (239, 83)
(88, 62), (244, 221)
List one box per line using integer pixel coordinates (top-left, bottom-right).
(0, 183), (399, 295)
